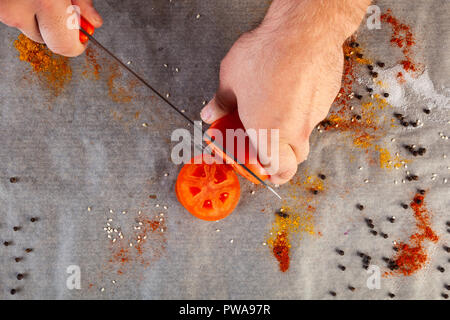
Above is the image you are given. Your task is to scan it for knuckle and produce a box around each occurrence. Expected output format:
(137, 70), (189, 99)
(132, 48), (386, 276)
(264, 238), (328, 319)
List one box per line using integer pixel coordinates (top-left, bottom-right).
(276, 165), (297, 182)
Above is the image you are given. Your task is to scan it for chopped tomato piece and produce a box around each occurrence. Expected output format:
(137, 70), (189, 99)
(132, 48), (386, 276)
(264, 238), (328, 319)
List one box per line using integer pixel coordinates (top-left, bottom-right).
(205, 109), (269, 184)
(176, 155), (240, 221)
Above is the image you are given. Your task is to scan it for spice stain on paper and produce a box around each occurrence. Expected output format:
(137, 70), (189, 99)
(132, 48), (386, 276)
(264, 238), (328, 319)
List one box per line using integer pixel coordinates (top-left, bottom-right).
(14, 34), (72, 96)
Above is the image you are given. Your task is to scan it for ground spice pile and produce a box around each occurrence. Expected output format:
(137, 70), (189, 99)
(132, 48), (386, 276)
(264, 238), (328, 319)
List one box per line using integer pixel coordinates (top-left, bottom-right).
(272, 231), (290, 272)
(388, 193), (438, 276)
(14, 34), (72, 95)
(267, 173), (324, 272)
(381, 9), (422, 74)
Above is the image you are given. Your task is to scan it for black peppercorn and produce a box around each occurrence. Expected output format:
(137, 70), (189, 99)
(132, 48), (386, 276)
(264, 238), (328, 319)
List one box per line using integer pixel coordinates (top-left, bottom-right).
(443, 246), (450, 253)
(437, 266), (445, 273)
(25, 248), (33, 253)
(371, 71), (378, 78)
(318, 174), (326, 180)
(370, 230), (378, 236)
(402, 203), (409, 209)
(13, 226), (21, 232)
(4, 241), (10, 246)
(336, 249), (345, 256)
(423, 108), (430, 114)
(377, 62), (385, 68)
(338, 265), (346, 271)
(388, 292), (395, 298)
(17, 273), (24, 280)
(30, 217), (38, 222)
(14, 257), (22, 263)
(10, 289), (17, 295)
(366, 87), (373, 93)
(355, 94), (363, 100)
(367, 65), (374, 71)
(10, 177), (18, 183)
(357, 204), (364, 210)
(388, 217), (396, 223)
(445, 284), (450, 290)
(276, 211), (289, 219)
(418, 189), (426, 195)
(348, 286), (356, 291)
(329, 291), (337, 297)
(383, 93), (389, 97)
(394, 113), (404, 119)
(442, 293), (449, 299)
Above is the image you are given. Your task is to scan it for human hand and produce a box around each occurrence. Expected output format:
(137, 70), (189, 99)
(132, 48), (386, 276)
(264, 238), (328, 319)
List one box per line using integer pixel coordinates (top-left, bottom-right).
(0, 0), (102, 57)
(201, 0), (371, 184)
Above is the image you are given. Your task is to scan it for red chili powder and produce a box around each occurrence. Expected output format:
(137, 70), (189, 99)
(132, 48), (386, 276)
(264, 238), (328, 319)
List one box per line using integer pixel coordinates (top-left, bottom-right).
(109, 216), (166, 275)
(83, 47), (101, 80)
(381, 9), (421, 74)
(389, 193), (438, 276)
(272, 232), (290, 272)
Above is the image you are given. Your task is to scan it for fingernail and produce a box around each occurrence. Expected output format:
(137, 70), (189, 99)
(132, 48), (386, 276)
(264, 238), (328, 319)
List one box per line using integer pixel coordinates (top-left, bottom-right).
(200, 107), (211, 122)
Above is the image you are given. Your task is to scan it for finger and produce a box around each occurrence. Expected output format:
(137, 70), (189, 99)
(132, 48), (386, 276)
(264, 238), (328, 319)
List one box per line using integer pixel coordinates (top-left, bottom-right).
(200, 87), (237, 124)
(19, 15), (45, 44)
(71, 0), (103, 28)
(36, 0), (86, 57)
(268, 143), (301, 185)
(0, 0), (44, 43)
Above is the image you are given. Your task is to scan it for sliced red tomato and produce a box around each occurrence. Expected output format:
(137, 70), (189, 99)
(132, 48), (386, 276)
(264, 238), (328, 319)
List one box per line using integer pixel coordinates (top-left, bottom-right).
(176, 155), (240, 221)
(205, 109), (269, 184)
(79, 16), (95, 44)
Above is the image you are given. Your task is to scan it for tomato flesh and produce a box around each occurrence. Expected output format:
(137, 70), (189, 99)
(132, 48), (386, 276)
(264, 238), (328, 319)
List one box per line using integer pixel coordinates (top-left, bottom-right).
(176, 155), (240, 221)
(206, 109), (269, 184)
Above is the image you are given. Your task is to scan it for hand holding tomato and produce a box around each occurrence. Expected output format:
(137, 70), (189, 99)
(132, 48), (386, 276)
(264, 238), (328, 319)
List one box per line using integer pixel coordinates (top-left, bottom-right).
(200, 0), (371, 184)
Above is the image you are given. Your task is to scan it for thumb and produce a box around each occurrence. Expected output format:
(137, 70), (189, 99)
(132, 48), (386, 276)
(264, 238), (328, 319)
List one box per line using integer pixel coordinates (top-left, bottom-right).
(200, 88), (236, 124)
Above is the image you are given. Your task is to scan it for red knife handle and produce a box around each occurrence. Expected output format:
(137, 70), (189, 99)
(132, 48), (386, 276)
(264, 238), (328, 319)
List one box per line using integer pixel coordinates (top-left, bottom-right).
(79, 16), (95, 44)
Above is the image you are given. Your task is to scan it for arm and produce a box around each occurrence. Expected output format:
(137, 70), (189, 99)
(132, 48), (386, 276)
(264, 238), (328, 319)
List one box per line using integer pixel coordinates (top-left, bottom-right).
(201, 0), (371, 184)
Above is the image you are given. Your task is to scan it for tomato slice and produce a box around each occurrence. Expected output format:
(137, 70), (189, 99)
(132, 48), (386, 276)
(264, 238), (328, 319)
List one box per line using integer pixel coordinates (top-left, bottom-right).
(176, 155), (241, 221)
(205, 109), (269, 184)
(79, 16), (95, 44)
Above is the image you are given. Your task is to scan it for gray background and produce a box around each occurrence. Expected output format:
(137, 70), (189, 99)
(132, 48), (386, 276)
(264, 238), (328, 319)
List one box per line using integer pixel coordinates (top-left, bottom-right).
(0, 0), (449, 299)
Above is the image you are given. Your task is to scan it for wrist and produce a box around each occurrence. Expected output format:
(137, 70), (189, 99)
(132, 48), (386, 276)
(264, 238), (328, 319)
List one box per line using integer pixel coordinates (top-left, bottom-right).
(260, 0), (371, 44)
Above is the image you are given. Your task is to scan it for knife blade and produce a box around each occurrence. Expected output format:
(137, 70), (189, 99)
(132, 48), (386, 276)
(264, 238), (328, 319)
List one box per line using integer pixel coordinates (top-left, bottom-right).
(79, 27), (282, 200)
